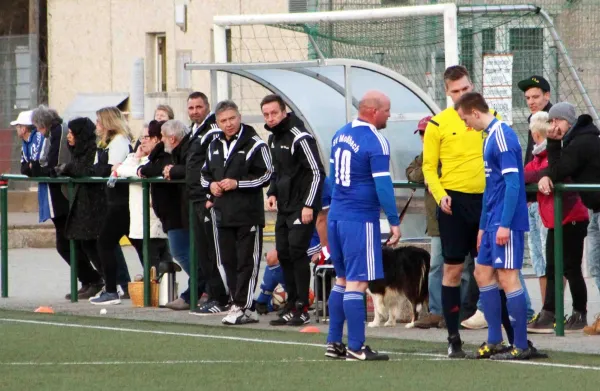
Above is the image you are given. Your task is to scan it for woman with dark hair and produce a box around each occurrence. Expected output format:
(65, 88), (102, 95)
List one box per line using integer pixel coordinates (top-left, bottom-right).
(55, 117), (105, 298)
(116, 120), (172, 270)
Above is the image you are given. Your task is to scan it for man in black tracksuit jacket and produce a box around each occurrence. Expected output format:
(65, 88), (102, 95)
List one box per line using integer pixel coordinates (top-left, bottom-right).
(186, 106), (230, 315)
(262, 94), (325, 326)
(201, 100), (272, 325)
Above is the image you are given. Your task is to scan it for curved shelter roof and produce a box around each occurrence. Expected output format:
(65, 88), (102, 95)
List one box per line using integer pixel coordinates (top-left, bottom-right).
(186, 59), (441, 237)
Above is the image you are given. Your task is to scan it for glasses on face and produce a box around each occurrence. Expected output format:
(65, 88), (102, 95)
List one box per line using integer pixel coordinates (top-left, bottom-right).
(141, 135), (151, 140)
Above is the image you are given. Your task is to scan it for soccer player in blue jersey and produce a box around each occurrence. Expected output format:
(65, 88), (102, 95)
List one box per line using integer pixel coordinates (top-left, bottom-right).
(325, 91), (401, 361)
(455, 92), (545, 360)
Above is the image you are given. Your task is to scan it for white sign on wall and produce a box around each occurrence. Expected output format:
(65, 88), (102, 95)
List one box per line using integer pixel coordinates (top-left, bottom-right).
(483, 54), (514, 125)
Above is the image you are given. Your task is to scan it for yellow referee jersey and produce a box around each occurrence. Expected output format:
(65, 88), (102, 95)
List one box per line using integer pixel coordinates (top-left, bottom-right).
(422, 107), (501, 204)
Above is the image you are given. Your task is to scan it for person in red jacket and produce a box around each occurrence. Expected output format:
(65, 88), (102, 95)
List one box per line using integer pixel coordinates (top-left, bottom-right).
(524, 111), (589, 333)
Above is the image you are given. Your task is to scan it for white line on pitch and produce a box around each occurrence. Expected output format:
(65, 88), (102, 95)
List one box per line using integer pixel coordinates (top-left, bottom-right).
(0, 358), (443, 366)
(1, 317), (598, 371)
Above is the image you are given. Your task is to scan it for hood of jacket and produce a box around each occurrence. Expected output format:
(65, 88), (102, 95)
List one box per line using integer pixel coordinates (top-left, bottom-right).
(564, 114), (600, 145)
(264, 112), (305, 136)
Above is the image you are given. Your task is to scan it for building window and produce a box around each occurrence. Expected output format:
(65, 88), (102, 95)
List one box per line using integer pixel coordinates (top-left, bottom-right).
(510, 28), (543, 108)
(460, 28), (496, 76)
(156, 34), (167, 92)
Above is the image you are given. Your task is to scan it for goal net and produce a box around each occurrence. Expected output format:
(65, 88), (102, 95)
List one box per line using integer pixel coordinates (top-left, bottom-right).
(213, 2), (598, 146)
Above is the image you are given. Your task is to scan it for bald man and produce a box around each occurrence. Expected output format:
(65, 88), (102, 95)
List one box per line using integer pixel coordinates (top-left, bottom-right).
(325, 90), (401, 361)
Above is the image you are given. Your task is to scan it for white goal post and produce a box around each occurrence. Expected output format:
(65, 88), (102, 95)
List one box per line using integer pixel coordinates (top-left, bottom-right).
(210, 4), (459, 107)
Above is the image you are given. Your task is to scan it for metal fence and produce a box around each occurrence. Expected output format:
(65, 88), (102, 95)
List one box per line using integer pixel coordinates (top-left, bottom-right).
(0, 173), (585, 336)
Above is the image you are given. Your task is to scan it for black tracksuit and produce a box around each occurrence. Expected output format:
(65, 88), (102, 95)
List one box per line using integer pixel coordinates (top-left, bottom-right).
(186, 114), (229, 305)
(266, 113), (325, 308)
(546, 114), (600, 212)
(201, 124), (272, 309)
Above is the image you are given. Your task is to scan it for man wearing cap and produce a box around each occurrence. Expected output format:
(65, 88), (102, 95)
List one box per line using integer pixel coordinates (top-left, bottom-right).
(538, 102), (600, 333)
(518, 75), (552, 313)
(14, 110), (44, 178)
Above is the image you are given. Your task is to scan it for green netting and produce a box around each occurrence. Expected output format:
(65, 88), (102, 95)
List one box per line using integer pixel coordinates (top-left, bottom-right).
(265, 1), (599, 146)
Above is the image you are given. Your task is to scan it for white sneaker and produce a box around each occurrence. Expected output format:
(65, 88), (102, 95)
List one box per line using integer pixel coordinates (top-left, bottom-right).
(461, 309), (488, 330)
(222, 305), (243, 325)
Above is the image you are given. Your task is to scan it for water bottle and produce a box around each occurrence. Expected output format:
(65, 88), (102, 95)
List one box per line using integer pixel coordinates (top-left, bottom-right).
(107, 172), (118, 188)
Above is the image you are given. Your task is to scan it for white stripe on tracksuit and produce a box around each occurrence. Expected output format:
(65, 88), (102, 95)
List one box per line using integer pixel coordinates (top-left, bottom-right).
(210, 208), (229, 295)
(244, 226), (261, 309)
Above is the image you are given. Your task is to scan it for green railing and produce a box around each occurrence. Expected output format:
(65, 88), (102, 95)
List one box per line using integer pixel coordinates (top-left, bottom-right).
(0, 174), (591, 336)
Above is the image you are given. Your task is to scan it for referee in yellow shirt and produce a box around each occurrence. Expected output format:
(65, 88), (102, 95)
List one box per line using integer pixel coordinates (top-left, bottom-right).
(422, 65), (500, 358)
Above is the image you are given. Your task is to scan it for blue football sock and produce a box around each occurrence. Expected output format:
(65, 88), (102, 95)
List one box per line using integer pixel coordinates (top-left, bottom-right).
(343, 291), (366, 351)
(500, 290), (514, 345)
(256, 265), (284, 304)
(506, 288), (528, 350)
(327, 285), (345, 344)
(479, 284), (502, 344)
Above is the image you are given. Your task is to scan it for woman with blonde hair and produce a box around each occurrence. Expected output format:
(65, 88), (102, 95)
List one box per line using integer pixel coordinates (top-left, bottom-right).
(89, 106), (133, 305)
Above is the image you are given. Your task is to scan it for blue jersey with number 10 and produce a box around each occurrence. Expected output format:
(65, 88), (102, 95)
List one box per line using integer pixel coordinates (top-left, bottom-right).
(329, 119), (392, 223)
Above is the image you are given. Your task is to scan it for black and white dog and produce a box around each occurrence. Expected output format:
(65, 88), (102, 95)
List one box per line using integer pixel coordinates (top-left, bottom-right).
(367, 246), (430, 329)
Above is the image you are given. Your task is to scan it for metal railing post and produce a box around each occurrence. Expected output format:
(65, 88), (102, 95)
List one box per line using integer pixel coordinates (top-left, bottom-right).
(553, 188), (565, 337)
(142, 181), (151, 307)
(189, 200), (198, 310)
(1, 180), (8, 298)
(68, 181), (78, 302)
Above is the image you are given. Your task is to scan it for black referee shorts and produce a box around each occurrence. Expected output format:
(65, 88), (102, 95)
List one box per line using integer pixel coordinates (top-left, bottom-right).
(437, 190), (483, 265)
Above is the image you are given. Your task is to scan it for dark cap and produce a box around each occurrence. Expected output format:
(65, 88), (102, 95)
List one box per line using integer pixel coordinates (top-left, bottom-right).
(414, 116), (432, 134)
(518, 75), (550, 93)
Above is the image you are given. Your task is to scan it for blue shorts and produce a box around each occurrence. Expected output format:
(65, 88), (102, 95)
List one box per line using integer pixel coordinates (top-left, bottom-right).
(477, 229), (525, 270)
(328, 219), (383, 281)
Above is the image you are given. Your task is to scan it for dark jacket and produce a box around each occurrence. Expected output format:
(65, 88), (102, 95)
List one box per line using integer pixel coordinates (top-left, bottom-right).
(60, 119), (107, 240)
(29, 122), (71, 218)
(265, 113), (324, 213)
(546, 114), (600, 212)
(93, 138), (131, 207)
(524, 102), (552, 203)
(167, 133), (191, 229)
(524, 148), (589, 228)
(406, 152), (439, 237)
(201, 124), (272, 227)
(186, 114), (220, 203)
(139, 142), (182, 232)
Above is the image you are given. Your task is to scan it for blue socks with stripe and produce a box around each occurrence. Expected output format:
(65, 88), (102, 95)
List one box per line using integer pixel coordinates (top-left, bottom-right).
(479, 284), (502, 344)
(326, 285), (346, 344)
(506, 288), (528, 350)
(343, 291), (366, 351)
(256, 265), (284, 307)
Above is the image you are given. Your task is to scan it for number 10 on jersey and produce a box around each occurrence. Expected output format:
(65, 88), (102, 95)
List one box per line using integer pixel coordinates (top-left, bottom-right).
(334, 147), (351, 187)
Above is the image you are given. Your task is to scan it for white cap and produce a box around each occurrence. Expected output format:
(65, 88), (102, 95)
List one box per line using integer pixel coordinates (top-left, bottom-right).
(10, 110), (33, 126)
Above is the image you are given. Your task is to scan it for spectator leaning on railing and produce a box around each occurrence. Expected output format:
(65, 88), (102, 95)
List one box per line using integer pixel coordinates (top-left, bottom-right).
(525, 111), (589, 334)
(538, 102), (600, 335)
(31, 105), (104, 300)
(54, 117), (106, 299)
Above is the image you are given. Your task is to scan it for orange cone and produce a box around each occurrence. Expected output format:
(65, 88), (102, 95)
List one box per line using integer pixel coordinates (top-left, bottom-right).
(34, 306), (54, 314)
(300, 326), (320, 333)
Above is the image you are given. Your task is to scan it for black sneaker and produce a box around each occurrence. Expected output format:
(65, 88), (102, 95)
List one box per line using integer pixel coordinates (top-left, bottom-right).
(346, 345), (389, 361)
(466, 341), (511, 359)
(190, 300), (230, 316)
(447, 334), (466, 358)
(565, 310), (587, 333)
(527, 309), (554, 334)
(490, 346), (533, 360)
(269, 307), (295, 326)
(325, 342), (347, 359)
(526, 340), (549, 359)
(287, 308), (310, 326)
